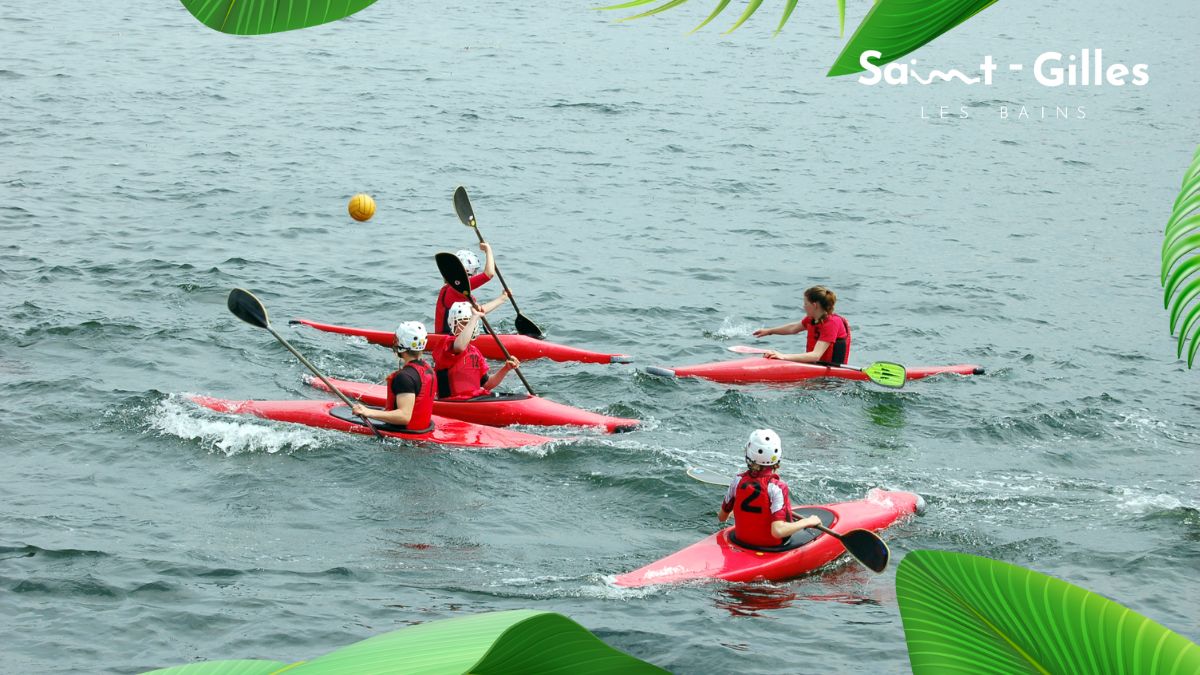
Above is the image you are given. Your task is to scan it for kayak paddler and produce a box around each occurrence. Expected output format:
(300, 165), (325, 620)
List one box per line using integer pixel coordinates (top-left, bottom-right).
(434, 244), (496, 334)
(752, 285), (852, 366)
(351, 321), (436, 432)
(433, 301), (521, 400)
(719, 429), (821, 549)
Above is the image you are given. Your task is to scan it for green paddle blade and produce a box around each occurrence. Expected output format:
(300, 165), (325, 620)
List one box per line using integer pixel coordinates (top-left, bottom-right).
(862, 361), (907, 388)
(453, 186), (477, 228)
(178, 0), (380, 35)
(227, 288), (269, 329)
(897, 550), (1200, 674)
(435, 252), (472, 298)
(835, 528), (890, 573)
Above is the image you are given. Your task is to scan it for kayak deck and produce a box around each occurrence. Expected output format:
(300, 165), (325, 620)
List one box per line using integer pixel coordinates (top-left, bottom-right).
(290, 319), (633, 364)
(646, 357), (984, 384)
(614, 489), (922, 587)
(190, 396), (554, 449)
(308, 377), (639, 433)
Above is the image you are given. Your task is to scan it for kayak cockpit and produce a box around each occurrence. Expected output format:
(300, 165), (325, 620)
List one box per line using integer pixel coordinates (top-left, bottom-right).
(726, 507), (835, 553)
(328, 405), (435, 434)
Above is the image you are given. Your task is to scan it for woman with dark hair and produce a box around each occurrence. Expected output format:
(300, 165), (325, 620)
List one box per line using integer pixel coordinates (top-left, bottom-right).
(752, 285), (852, 366)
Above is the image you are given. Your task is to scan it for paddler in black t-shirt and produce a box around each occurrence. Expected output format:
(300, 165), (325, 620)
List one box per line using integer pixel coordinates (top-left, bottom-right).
(352, 321), (436, 431)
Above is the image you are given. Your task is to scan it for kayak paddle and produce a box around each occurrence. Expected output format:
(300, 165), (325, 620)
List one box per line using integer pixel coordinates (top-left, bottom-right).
(226, 289), (385, 440)
(727, 345), (907, 389)
(453, 186), (544, 339)
(686, 466), (892, 573)
(435, 251), (537, 396)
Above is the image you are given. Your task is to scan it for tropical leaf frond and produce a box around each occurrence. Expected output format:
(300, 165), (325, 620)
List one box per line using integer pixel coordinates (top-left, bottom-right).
(179, 0), (380, 35)
(775, 0), (800, 37)
(597, 0), (664, 10)
(689, 0), (733, 33)
(614, 0), (693, 22)
(602, 0), (799, 35)
(827, 0), (998, 76)
(724, 0), (765, 34)
(1162, 145), (1200, 367)
(897, 550), (1200, 674)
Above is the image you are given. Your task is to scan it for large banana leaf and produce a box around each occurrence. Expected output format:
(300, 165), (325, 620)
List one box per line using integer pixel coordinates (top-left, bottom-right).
(827, 0), (998, 76)
(896, 550), (1200, 674)
(142, 610), (667, 674)
(1162, 145), (1200, 367)
(178, 0), (379, 35)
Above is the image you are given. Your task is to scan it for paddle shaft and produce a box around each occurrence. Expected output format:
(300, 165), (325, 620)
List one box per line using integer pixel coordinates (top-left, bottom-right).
(465, 224), (535, 329)
(729, 346), (903, 387)
(462, 289), (536, 396)
(733, 346), (861, 369)
(263, 326), (385, 439)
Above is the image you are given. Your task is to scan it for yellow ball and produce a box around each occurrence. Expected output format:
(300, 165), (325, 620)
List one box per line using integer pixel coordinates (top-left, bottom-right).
(348, 193), (376, 222)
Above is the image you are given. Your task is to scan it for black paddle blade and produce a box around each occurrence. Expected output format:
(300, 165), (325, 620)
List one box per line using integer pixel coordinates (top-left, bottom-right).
(453, 186), (476, 228)
(435, 251), (472, 297)
(513, 313), (544, 339)
(838, 528), (890, 573)
(227, 288), (270, 329)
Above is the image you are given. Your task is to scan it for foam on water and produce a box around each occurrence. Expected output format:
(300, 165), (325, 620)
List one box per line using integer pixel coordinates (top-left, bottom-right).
(148, 395), (328, 456)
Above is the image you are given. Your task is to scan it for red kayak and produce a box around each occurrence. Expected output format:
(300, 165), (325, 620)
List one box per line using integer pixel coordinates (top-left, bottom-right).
(645, 357), (983, 384)
(614, 489), (923, 587)
(189, 396), (554, 449)
(290, 319), (633, 365)
(308, 377), (639, 433)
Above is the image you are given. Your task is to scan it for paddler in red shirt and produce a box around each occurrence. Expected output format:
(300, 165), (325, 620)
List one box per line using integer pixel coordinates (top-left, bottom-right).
(351, 321), (436, 431)
(719, 429), (821, 548)
(434, 244), (497, 334)
(753, 285), (852, 366)
(432, 301), (520, 400)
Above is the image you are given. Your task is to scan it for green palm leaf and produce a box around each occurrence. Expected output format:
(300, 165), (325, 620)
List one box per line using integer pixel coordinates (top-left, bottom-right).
(598, 0), (792, 34)
(896, 550), (1200, 674)
(1162, 145), (1200, 367)
(178, 0), (380, 35)
(827, 0), (998, 76)
(142, 610), (667, 674)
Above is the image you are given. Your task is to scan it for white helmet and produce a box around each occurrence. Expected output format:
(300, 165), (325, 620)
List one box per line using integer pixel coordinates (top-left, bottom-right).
(447, 301), (480, 339)
(456, 249), (483, 276)
(744, 428), (781, 467)
(394, 321), (428, 352)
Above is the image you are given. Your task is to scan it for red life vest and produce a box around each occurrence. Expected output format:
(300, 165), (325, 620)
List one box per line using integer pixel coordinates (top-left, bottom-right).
(432, 342), (490, 400)
(804, 313), (852, 365)
(384, 359), (435, 431)
(433, 273), (491, 334)
(731, 469), (793, 548)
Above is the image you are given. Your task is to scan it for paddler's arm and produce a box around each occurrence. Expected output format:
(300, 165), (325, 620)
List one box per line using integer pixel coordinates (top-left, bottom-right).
(480, 242), (496, 279)
(352, 394), (415, 426)
(753, 320), (805, 338)
(763, 340), (830, 364)
(771, 515), (822, 539)
(479, 290), (509, 315)
(451, 314), (482, 354)
(483, 356), (520, 390)
(717, 484), (736, 523)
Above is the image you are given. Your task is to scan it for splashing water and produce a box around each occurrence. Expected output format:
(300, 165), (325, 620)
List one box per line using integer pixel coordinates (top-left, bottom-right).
(148, 395), (327, 456)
